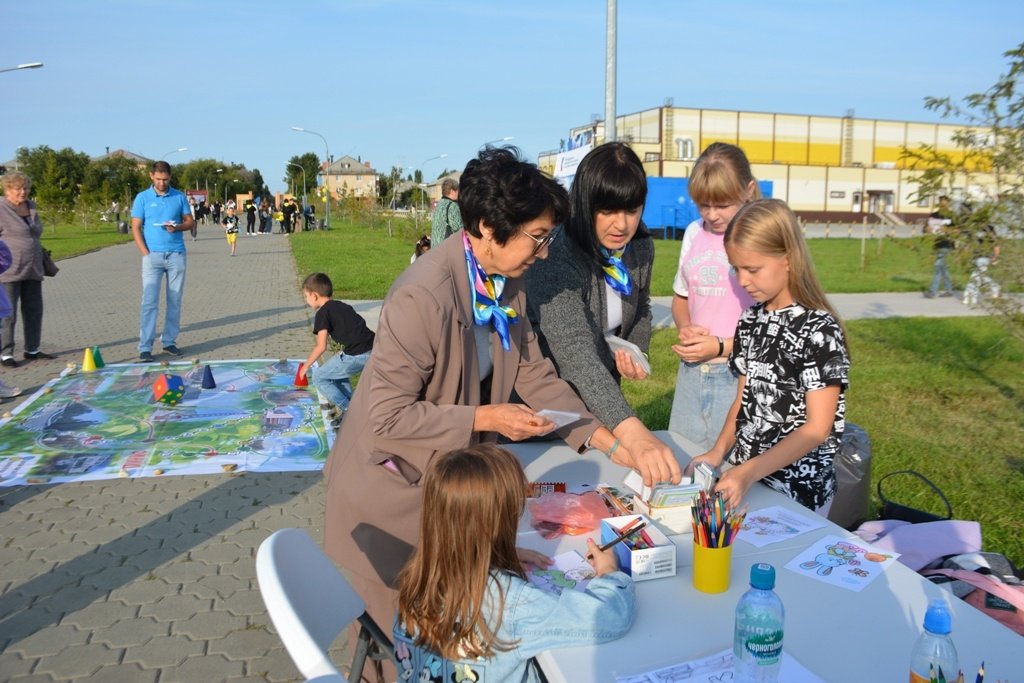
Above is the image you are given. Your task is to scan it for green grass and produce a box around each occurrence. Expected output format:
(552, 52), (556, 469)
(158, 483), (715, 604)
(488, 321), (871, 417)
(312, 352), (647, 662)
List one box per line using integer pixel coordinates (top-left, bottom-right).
(39, 220), (134, 260)
(651, 236), (971, 296)
(624, 322), (1024, 567)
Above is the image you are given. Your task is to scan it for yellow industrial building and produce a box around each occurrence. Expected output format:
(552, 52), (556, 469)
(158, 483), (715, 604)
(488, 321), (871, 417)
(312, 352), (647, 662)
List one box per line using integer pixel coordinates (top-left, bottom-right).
(540, 105), (993, 221)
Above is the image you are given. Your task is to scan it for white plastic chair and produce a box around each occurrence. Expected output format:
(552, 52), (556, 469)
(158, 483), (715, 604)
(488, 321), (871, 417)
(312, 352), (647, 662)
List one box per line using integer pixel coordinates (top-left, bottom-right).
(256, 528), (395, 683)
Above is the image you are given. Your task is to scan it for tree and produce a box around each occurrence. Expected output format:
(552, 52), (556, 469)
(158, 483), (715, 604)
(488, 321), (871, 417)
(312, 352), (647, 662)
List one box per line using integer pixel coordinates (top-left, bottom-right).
(79, 156), (148, 210)
(902, 42), (1024, 340)
(285, 152), (320, 199)
(250, 169), (271, 200)
(16, 146), (90, 217)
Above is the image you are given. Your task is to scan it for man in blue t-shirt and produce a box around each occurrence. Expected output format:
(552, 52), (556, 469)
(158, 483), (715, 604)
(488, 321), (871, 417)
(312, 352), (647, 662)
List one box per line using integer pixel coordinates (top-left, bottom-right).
(130, 161), (195, 362)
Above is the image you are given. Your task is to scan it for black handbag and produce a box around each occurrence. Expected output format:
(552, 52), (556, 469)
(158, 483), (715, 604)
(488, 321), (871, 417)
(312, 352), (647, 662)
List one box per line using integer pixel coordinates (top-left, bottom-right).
(877, 470), (953, 524)
(42, 248), (59, 277)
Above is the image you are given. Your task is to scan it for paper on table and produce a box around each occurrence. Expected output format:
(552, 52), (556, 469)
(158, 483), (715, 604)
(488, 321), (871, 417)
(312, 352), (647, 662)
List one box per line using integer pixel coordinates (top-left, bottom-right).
(605, 335), (652, 375)
(736, 504), (828, 548)
(535, 409), (582, 429)
(784, 534), (900, 593)
(527, 551), (595, 595)
(614, 647), (824, 682)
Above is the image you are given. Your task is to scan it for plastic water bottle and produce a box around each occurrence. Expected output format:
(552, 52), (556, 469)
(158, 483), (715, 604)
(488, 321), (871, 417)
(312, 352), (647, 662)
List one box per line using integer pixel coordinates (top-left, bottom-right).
(734, 563), (784, 683)
(909, 599), (958, 683)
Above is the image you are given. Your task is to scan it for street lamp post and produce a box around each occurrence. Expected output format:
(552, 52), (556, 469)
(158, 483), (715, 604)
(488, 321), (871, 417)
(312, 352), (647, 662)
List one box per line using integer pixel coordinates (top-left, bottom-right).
(291, 127), (330, 229)
(286, 162), (307, 207)
(418, 154), (448, 212)
(224, 179), (239, 204)
(482, 136), (514, 147)
(0, 62), (43, 74)
(161, 147), (188, 161)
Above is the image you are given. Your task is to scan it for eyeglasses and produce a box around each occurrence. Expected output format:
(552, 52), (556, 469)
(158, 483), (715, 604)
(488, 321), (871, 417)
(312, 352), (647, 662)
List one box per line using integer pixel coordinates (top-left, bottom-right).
(521, 229), (556, 254)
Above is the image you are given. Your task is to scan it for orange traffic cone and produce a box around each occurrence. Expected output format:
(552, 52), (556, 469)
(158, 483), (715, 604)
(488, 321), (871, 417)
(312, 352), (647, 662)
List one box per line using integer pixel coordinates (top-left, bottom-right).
(81, 347), (97, 372)
(294, 364), (308, 387)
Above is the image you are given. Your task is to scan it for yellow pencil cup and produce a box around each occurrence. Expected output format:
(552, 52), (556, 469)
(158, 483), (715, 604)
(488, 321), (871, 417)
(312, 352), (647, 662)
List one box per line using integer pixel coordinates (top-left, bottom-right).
(692, 542), (733, 594)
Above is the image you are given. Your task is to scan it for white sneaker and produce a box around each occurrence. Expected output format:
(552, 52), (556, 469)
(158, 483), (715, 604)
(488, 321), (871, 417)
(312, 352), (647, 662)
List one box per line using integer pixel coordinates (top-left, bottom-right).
(0, 379), (23, 399)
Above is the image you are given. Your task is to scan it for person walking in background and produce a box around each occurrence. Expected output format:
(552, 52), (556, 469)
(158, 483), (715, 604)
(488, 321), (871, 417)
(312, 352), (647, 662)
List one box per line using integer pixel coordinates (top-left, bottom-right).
(686, 199), (850, 515)
(222, 206), (240, 256)
(0, 238), (23, 400)
(130, 161), (194, 363)
(281, 196), (298, 234)
(524, 142), (680, 477)
(244, 199), (257, 236)
(0, 171), (55, 368)
(924, 195), (955, 298)
(298, 272), (375, 427)
(430, 177), (463, 246)
(258, 199), (271, 234)
(668, 143), (759, 450)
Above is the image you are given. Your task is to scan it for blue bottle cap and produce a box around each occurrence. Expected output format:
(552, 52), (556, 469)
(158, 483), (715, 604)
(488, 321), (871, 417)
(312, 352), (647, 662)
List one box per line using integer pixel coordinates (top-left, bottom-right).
(924, 599), (952, 635)
(750, 563), (776, 590)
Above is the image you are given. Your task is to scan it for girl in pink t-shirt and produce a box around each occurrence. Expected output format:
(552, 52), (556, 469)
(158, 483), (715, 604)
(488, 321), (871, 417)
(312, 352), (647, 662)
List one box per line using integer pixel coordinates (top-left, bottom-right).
(669, 143), (759, 449)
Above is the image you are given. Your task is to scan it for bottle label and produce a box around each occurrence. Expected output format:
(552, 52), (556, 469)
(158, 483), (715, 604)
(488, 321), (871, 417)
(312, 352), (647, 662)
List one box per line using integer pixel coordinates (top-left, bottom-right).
(743, 629), (783, 664)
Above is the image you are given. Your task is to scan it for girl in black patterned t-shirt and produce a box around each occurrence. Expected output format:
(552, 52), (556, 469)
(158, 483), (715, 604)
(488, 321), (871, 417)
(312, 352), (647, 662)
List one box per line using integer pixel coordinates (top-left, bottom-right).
(685, 199), (850, 514)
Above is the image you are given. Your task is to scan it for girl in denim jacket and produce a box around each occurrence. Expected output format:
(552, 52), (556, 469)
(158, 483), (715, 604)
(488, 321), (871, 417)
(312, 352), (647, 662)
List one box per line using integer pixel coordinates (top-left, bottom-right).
(394, 444), (636, 682)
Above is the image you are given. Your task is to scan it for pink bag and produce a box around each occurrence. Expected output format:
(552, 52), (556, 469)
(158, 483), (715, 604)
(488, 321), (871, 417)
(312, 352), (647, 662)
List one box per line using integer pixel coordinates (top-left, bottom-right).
(923, 568), (1024, 636)
(528, 491), (609, 539)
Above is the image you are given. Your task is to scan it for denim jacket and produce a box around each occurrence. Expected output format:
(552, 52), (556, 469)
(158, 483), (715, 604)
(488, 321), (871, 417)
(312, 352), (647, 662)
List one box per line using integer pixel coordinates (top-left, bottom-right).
(394, 569), (636, 682)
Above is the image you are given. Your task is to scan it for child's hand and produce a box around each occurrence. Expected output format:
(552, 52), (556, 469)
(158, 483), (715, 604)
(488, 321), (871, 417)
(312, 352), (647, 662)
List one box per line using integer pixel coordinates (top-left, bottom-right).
(585, 538), (620, 576)
(677, 324), (709, 342)
(516, 547), (552, 572)
(713, 463), (756, 510)
(684, 452), (724, 477)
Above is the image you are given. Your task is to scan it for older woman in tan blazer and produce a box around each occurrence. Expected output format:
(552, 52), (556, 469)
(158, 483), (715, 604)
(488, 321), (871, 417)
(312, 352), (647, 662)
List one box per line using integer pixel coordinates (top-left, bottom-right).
(323, 148), (681, 643)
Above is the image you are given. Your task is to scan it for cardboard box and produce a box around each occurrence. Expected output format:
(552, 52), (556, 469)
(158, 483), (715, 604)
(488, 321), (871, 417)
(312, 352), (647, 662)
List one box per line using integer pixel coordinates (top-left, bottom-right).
(600, 514), (676, 582)
(632, 495), (694, 536)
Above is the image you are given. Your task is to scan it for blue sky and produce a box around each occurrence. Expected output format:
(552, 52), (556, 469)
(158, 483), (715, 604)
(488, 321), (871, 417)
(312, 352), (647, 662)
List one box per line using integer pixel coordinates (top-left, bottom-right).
(3, 1), (1023, 193)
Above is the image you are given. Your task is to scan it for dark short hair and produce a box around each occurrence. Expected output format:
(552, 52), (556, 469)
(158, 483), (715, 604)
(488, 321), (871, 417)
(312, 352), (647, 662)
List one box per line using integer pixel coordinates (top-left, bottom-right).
(564, 142), (649, 261)
(151, 161), (172, 175)
(302, 272), (332, 297)
(457, 147), (569, 245)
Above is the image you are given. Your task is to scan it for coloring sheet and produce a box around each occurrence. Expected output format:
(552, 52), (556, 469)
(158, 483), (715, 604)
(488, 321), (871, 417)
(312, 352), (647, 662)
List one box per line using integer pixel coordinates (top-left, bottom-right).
(614, 647), (824, 682)
(527, 551), (595, 595)
(736, 505), (828, 548)
(785, 534), (899, 592)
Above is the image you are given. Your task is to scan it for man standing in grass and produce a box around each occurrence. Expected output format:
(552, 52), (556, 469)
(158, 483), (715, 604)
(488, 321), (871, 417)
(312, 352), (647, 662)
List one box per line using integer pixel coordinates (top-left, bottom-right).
(130, 161), (194, 362)
(924, 195), (955, 299)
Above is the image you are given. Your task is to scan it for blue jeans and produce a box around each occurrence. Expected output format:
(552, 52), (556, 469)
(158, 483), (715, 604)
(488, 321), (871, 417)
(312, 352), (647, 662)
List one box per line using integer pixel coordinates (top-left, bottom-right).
(668, 360), (739, 451)
(313, 350), (371, 409)
(139, 251), (186, 352)
(928, 247), (953, 295)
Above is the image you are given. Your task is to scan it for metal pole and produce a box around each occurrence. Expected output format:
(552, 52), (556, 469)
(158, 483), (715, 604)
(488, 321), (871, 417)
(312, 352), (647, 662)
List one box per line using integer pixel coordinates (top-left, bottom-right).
(418, 154), (448, 212)
(604, 0), (617, 142)
(0, 62), (43, 74)
(291, 127), (331, 228)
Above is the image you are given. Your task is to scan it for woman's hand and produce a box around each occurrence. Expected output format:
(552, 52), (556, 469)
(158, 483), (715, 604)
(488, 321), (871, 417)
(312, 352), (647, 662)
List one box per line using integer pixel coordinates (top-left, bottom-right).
(683, 451), (725, 477)
(473, 404), (555, 441)
(517, 547), (552, 572)
(585, 538), (620, 577)
(612, 418), (681, 487)
(613, 349), (648, 381)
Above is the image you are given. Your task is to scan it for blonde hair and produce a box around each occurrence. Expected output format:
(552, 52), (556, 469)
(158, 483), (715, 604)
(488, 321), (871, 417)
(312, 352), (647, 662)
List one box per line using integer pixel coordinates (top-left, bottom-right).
(689, 142), (760, 206)
(2, 171), (32, 193)
(396, 444), (528, 660)
(726, 199), (845, 330)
